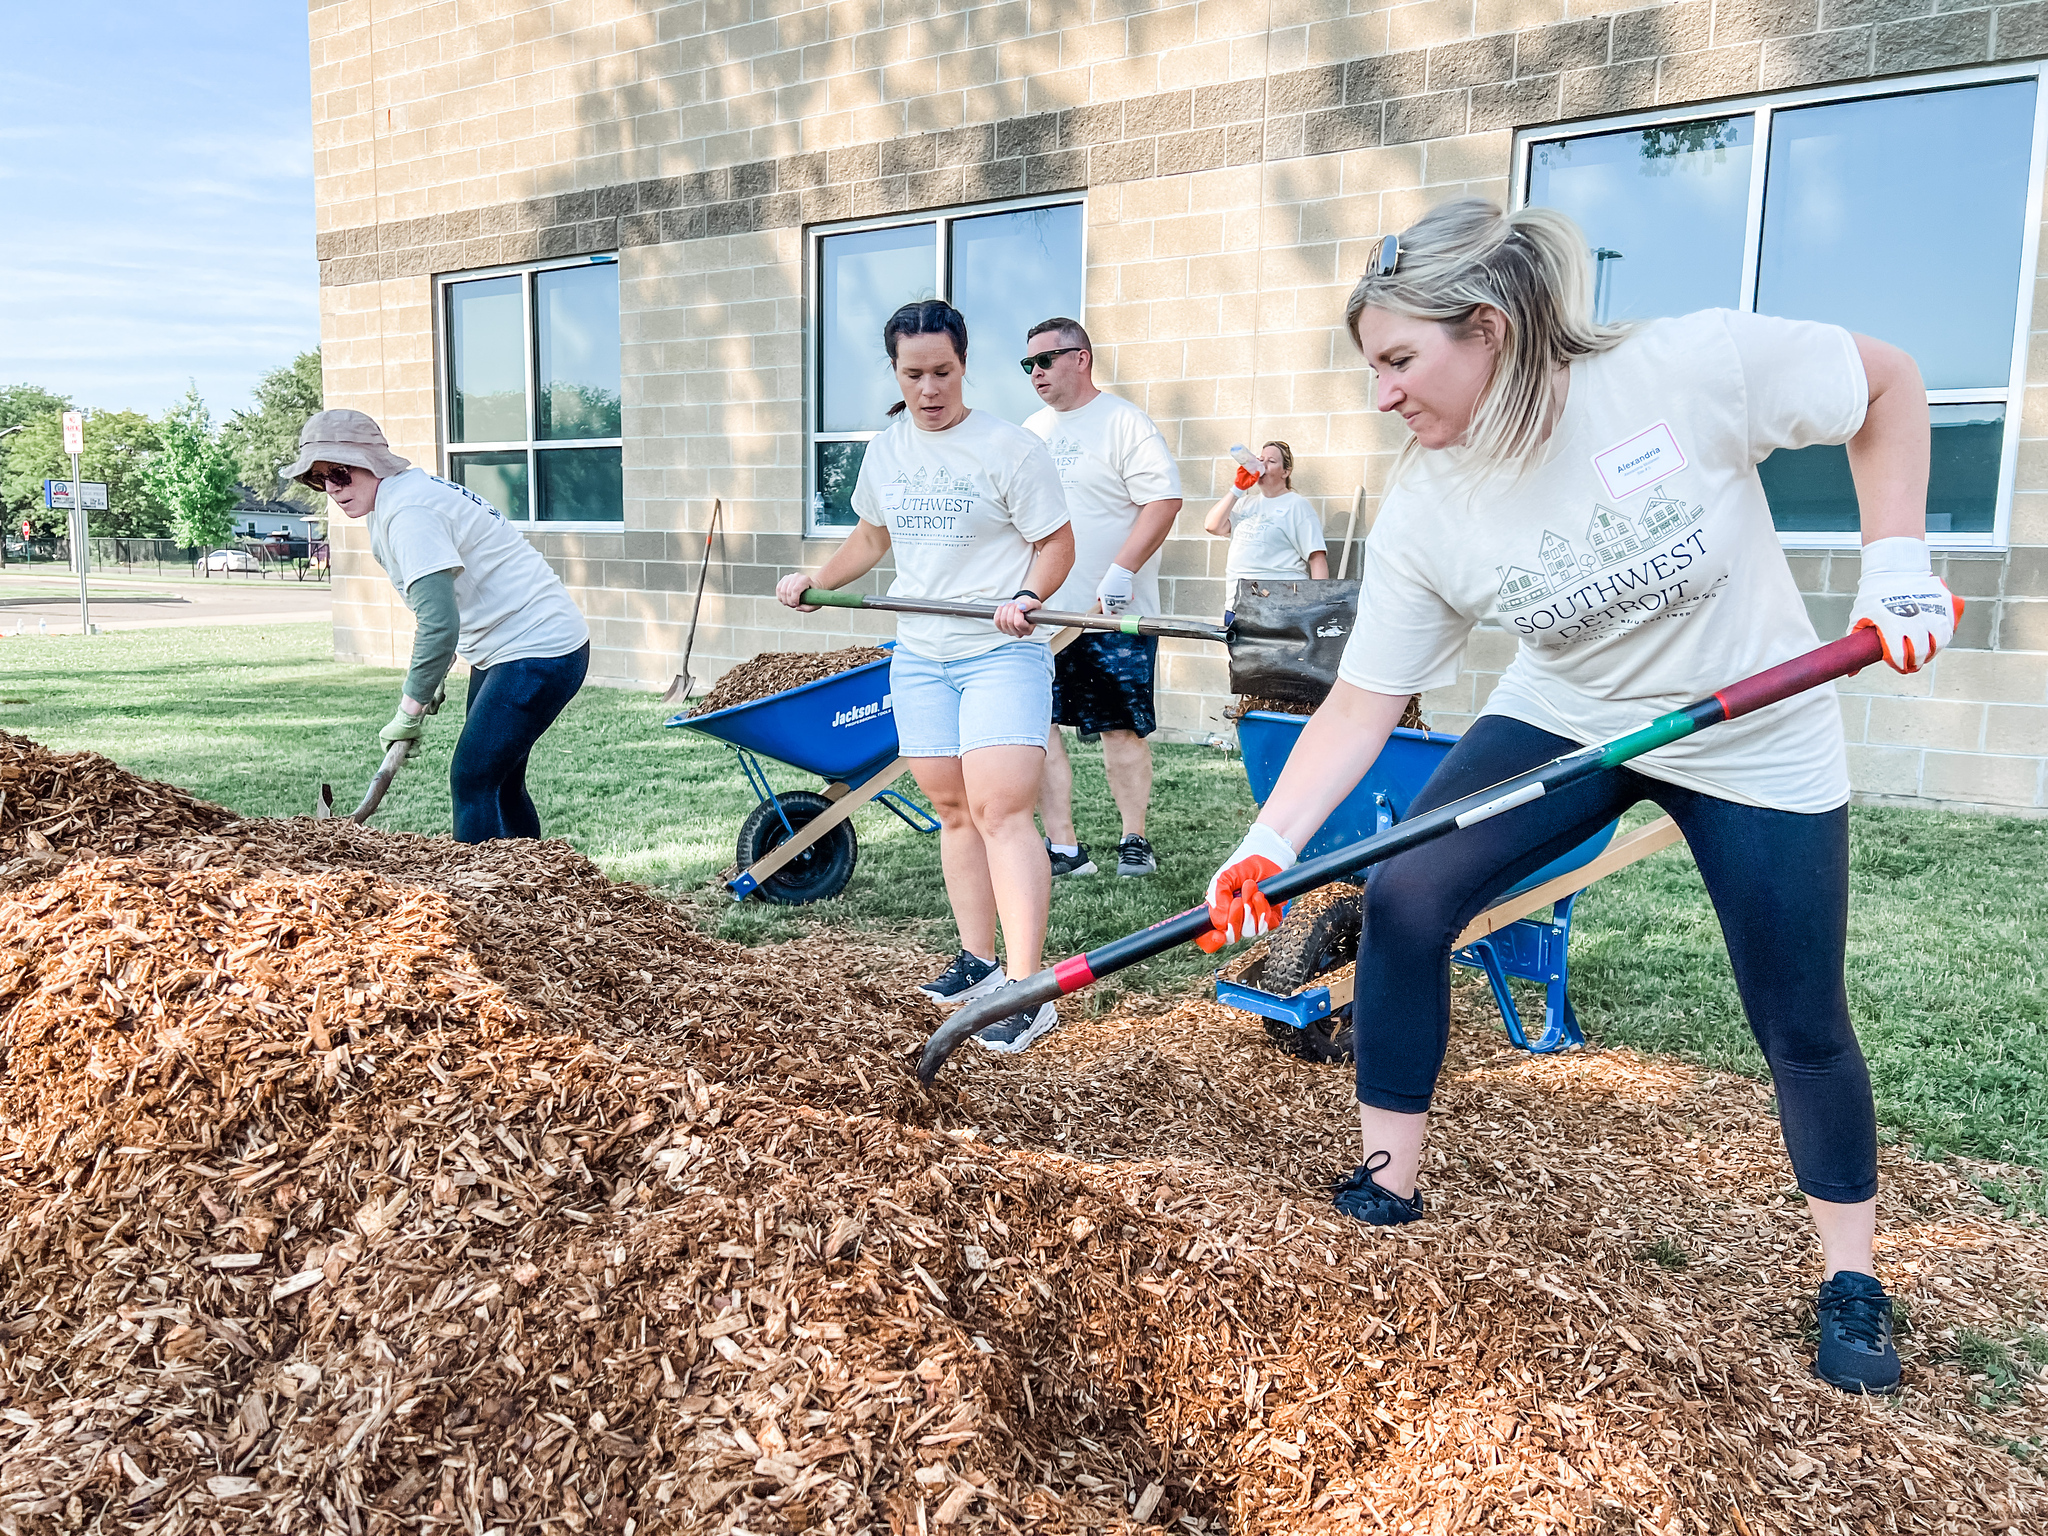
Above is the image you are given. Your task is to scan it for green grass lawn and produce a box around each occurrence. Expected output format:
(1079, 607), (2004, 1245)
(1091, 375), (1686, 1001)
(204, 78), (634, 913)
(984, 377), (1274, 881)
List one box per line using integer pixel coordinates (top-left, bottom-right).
(4, 622), (2044, 1169)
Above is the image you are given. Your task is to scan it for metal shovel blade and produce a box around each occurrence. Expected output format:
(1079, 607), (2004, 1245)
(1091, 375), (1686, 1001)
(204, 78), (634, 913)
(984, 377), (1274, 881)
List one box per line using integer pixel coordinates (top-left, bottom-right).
(1226, 577), (1362, 705)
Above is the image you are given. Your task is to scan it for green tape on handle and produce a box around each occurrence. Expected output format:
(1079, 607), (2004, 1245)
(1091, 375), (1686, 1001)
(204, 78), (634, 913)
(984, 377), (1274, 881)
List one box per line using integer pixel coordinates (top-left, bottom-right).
(1120, 616), (1140, 634)
(802, 588), (866, 609)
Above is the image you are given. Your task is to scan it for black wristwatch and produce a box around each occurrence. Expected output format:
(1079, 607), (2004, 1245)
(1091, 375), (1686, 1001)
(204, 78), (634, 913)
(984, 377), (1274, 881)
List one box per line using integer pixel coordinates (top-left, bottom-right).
(1011, 589), (1041, 603)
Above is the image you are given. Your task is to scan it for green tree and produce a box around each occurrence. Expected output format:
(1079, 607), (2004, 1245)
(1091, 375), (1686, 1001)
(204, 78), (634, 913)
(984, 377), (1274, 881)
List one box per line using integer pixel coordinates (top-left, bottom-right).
(0, 384), (72, 434)
(0, 408), (168, 538)
(144, 388), (240, 550)
(221, 349), (324, 509)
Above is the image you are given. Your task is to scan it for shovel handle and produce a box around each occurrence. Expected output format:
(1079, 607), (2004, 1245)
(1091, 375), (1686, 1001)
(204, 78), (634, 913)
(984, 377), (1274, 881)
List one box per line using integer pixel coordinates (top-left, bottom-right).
(799, 589), (1230, 644)
(917, 623), (1897, 1083)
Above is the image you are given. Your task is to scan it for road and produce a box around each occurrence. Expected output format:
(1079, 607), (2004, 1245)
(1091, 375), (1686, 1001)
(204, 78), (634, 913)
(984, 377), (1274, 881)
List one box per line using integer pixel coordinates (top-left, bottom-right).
(0, 565), (331, 633)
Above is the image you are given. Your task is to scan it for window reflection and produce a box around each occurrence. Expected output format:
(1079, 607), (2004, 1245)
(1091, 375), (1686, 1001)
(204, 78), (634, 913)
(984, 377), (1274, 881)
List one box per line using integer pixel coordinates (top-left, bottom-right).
(447, 276), (526, 443)
(537, 264), (622, 440)
(949, 204), (1087, 422)
(449, 450), (529, 520)
(1758, 83), (2036, 390)
(820, 224), (938, 434)
(1526, 117), (1753, 322)
(537, 447), (624, 523)
(1756, 405), (2005, 535)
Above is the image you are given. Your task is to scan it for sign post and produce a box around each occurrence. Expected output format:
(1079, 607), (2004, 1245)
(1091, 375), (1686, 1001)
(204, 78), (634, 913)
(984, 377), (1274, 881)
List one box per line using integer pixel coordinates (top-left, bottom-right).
(62, 411), (89, 634)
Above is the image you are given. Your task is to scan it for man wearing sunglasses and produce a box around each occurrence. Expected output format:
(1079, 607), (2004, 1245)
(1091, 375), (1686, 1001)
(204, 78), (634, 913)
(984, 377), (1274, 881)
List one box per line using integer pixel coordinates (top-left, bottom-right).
(1020, 318), (1183, 879)
(282, 409), (590, 844)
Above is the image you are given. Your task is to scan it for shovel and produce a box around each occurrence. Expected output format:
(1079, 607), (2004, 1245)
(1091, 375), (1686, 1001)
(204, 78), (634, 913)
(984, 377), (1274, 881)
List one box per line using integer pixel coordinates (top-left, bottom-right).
(915, 623), (1906, 1083)
(313, 684), (447, 825)
(799, 586), (1354, 703)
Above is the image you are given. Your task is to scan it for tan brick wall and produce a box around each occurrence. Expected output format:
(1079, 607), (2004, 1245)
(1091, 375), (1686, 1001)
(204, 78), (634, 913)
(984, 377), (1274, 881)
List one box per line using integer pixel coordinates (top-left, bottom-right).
(312, 0), (2048, 813)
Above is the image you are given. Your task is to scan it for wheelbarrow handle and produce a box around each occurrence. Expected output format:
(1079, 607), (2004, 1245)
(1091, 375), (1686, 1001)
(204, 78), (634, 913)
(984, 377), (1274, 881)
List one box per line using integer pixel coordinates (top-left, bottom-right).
(916, 624), (1896, 1083)
(800, 588), (1229, 645)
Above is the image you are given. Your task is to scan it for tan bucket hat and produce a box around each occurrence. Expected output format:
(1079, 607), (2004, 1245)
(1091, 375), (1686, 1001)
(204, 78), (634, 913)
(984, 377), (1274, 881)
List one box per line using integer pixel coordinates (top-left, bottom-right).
(279, 408), (412, 487)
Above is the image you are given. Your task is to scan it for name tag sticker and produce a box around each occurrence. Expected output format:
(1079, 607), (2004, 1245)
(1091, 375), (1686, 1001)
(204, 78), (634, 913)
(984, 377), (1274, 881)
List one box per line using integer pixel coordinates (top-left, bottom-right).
(881, 486), (903, 512)
(1591, 422), (1687, 501)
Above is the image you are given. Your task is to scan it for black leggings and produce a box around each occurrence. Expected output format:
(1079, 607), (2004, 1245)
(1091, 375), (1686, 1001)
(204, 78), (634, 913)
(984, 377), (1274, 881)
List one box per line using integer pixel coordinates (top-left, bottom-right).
(1356, 715), (1877, 1204)
(451, 643), (589, 844)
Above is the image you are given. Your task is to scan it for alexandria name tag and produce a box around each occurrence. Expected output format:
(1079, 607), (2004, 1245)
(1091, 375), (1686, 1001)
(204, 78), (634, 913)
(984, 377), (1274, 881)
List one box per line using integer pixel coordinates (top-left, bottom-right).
(1591, 421), (1687, 501)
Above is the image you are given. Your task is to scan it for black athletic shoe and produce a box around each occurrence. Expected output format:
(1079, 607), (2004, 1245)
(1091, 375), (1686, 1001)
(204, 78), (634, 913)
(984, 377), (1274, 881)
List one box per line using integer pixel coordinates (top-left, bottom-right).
(971, 1000), (1060, 1055)
(1332, 1150), (1425, 1227)
(1814, 1270), (1901, 1394)
(916, 950), (1004, 1009)
(1115, 833), (1157, 877)
(1046, 840), (1098, 877)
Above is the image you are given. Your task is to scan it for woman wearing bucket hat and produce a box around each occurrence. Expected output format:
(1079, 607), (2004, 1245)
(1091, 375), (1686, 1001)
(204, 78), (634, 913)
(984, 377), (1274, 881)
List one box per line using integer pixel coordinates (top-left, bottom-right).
(1203, 199), (1959, 1396)
(284, 408), (591, 843)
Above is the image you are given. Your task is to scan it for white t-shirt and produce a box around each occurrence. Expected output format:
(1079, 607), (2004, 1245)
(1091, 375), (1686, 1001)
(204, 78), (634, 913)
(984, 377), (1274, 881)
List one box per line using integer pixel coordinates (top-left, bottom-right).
(1023, 390), (1182, 616)
(852, 410), (1071, 661)
(368, 468), (590, 671)
(1338, 309), (1867, 814)
(1224, 489), (1327, 581)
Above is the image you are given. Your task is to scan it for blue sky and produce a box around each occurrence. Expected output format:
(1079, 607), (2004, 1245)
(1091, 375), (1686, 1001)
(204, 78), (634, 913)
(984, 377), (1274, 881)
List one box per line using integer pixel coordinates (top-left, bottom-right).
(0, 2), (317, 420)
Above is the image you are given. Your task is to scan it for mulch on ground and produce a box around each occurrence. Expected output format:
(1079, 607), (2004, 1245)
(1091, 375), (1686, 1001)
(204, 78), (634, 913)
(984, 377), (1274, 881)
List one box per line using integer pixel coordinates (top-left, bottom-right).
(0, 731), (234, 890)
(1, 738), (2043, 1535)
(689, 648), (891, 718)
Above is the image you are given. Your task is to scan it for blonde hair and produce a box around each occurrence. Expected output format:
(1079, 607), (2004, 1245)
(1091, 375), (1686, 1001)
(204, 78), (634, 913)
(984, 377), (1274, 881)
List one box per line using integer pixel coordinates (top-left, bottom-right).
(1344, 198), (1630, 473)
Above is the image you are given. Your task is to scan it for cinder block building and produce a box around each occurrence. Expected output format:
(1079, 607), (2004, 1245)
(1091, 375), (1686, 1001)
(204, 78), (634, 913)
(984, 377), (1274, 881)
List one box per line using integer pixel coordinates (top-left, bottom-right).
(313, 0), (2048, 813)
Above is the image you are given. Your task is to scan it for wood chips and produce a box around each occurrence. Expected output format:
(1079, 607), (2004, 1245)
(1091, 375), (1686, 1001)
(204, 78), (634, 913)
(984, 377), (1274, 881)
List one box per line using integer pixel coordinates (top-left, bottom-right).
(0, 732), (234, 891)
(1, 737), (2045, 1535)
(689, 649), (891, 719)
(1226, 698), (1426, 732)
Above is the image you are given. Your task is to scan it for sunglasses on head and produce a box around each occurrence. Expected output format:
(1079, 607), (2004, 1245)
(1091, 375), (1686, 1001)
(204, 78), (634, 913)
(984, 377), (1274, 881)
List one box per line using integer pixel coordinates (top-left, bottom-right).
(1368, 233), (1401, 278)
(299, 464), (357, 492)
(1019, 346), (1084, 375)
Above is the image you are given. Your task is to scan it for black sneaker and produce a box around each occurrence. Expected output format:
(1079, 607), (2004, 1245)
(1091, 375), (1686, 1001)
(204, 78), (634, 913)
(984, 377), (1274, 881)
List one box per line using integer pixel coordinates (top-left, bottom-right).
(1115, 833), (1157, 877)
(1332, 1150), (1425, 1227)
(916, 950), (1004, 1009)
(1046, 840), (1098, 877)
(971, 1000), (1060, 1055)
(1814, 1270), (1901, 1394)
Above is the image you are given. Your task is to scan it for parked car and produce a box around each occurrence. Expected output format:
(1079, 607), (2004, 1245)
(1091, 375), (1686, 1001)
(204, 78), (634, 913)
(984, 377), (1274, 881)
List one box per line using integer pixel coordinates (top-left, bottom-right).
(203, 548), (264, 573)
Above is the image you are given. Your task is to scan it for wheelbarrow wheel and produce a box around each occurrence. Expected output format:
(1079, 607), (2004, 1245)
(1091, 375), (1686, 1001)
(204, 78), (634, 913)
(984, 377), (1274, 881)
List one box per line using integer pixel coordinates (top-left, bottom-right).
(736, 791), (858, 905)
(1261, 885), (1363, 1066)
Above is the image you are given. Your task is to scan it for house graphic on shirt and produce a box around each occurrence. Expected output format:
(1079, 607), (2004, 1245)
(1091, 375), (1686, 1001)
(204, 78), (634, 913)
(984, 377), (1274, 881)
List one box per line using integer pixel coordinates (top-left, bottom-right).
(1637, 483), (1700, 539)
(1538, 530), (1577, 586)
(1496, 564), (1547, 610)
(1586, 503), (1642, 563)
(1049, 434), (1085, 472)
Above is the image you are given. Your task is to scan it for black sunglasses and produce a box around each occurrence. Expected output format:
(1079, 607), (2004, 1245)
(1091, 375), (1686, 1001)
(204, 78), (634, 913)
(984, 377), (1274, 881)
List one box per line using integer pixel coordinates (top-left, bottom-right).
(1368, 232), (1400, 278)
(299, 464), (357, 492)
(1019, 346), (1084, 374)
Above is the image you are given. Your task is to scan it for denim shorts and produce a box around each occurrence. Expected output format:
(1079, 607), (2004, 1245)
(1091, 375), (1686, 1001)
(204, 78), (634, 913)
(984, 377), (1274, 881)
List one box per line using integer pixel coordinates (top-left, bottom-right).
(890, 641), (1054, 757)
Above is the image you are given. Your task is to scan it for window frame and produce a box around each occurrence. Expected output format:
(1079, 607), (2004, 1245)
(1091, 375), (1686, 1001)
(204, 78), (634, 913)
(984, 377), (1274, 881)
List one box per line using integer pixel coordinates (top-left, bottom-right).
(432, 251), (625, 530)
(803, 193), (1088, 538)
(1512, 61), (2048, 552)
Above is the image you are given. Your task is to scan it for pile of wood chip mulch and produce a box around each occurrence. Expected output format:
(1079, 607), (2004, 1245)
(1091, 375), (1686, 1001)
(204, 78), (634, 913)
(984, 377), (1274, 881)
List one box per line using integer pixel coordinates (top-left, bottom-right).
(2, 740), (2045, 1535)
(0, 731), (234, 889)
(689, 647), (891, 718)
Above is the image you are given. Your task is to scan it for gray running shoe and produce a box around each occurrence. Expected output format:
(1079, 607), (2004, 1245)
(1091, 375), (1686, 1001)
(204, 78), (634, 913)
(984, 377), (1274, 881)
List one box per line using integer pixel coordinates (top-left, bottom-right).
(917, 949), (1004, 1009)
(1116, 833), (1158, 877)
(971, 1000), (1061, 1054)
(1046, 840), (1098, 877)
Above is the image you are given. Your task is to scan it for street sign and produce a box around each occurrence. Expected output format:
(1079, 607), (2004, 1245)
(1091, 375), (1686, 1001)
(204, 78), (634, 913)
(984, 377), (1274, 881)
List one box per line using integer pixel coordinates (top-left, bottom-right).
(44, 480), (109, 512)
(62, 412), (83, 455)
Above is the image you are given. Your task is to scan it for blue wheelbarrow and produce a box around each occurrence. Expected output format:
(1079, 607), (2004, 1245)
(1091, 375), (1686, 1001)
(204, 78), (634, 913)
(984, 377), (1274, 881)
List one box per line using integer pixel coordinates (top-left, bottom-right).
(1217, 713), (1685, 1060)
(667, 644), (940, 904)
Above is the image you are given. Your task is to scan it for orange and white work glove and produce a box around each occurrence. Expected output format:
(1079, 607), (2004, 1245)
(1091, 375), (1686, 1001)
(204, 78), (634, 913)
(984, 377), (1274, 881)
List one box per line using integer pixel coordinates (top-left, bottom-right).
(1849, 536), (1958, 673)
(1233, 464), (1259, 492)
(1196, 823), (1297, 953)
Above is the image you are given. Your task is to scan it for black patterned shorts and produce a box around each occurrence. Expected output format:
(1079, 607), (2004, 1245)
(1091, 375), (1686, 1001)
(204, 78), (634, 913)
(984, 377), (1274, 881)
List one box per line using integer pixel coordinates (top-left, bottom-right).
(1052, 632), (1158, 737)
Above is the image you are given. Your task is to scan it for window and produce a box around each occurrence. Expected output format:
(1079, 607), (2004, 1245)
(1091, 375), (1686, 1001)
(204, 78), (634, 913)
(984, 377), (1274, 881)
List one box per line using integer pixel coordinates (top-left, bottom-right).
(439, 255), (623, 524)
(807, 199), (1085, 534)
(1522, 71), (2046, 547)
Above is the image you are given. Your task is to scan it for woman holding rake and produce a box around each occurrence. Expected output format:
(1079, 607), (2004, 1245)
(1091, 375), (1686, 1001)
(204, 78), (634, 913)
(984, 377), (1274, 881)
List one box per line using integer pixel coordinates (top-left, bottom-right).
(1204, 199), (1957, 1395)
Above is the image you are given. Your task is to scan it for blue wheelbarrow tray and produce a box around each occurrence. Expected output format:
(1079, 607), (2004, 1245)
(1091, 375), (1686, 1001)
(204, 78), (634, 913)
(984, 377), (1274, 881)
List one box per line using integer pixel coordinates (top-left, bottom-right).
(672, 645), (939, 903)
(1221, 714), (1625, 1054)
